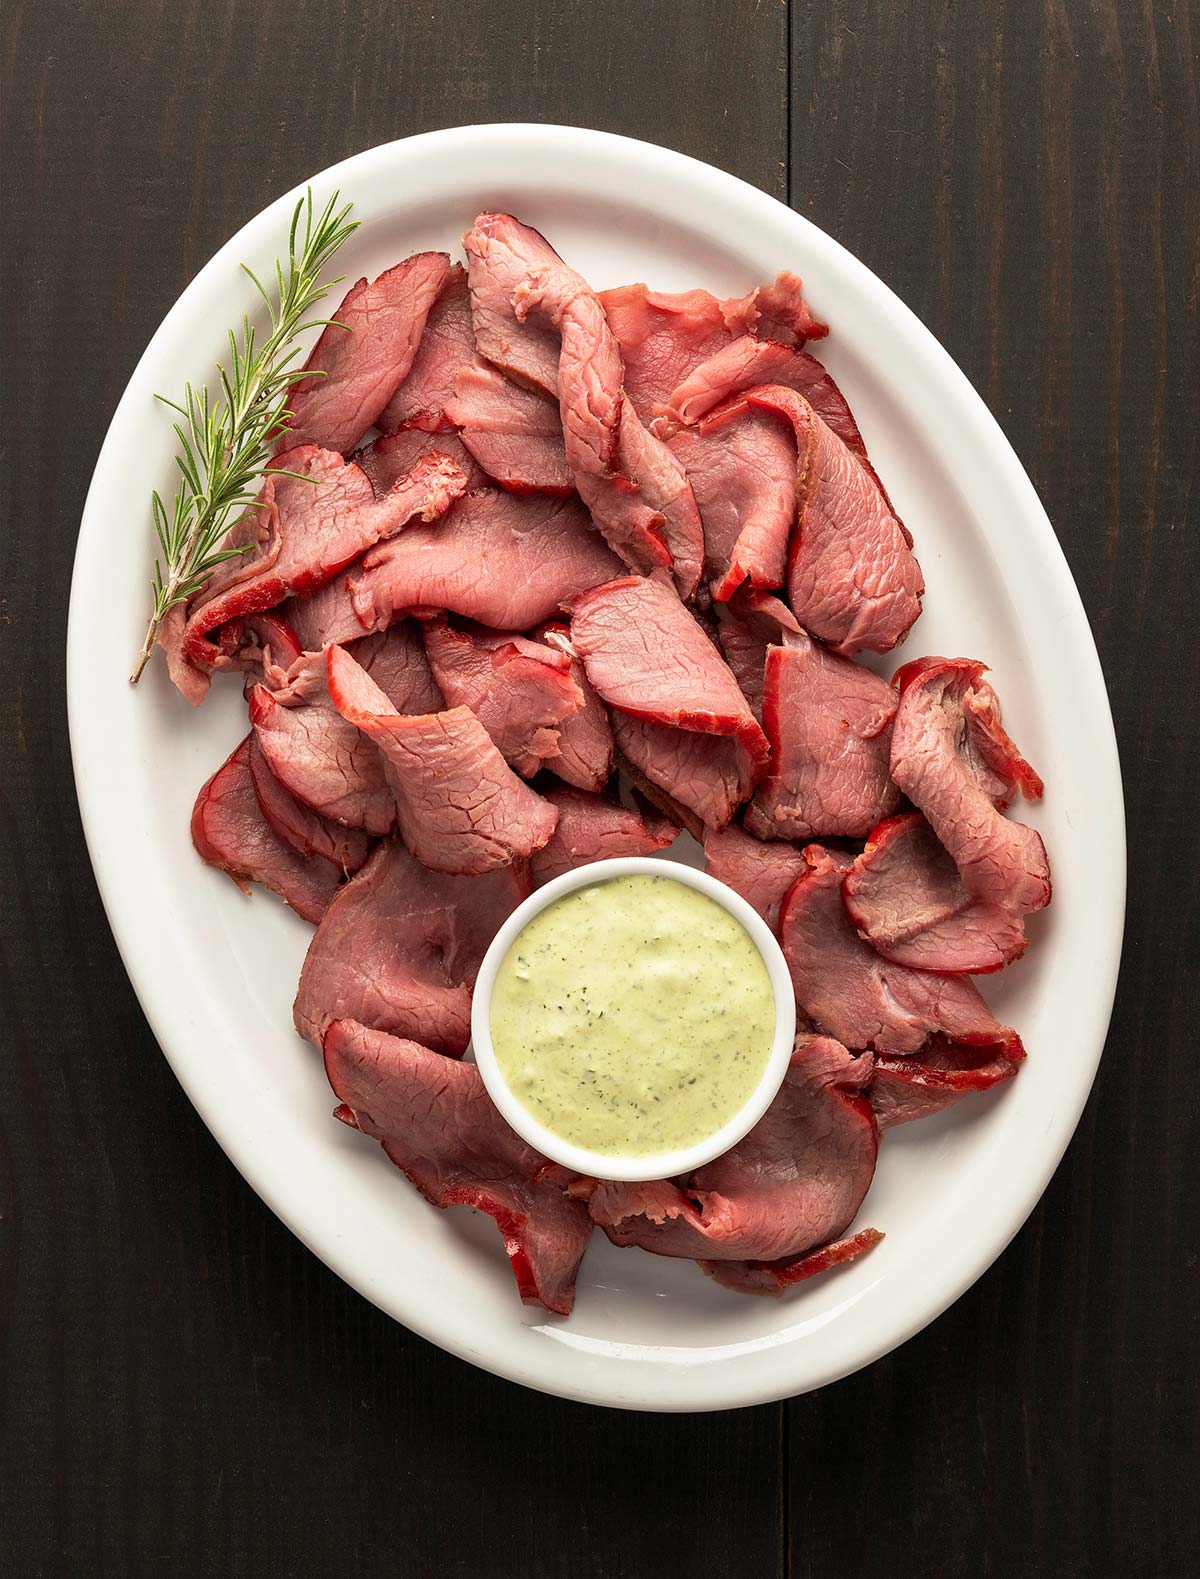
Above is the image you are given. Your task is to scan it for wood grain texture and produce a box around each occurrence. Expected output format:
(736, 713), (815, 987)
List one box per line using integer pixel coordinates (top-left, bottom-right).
(0, 4), (788, 1578)
(787, 5), (1198, 1578)
(0, 1), (1195, 1576)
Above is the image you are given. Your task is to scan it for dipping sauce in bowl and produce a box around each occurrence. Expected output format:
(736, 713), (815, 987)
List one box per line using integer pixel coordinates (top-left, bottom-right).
(472, 858), (796, 1182)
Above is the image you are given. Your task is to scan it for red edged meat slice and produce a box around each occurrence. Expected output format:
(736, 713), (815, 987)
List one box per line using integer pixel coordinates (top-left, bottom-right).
(182, 447), (466, 671)
(570, 575), (767, 832)
(466, 213), (704, 597)
(888, 659), (1050, 949)
(569, 576), (768, 763)
(281, 252), (453, 453)
(669, 400), (798, 600)
(249, 624), (442, 834)
(345, 489), (623, 636)
(460, 211), (564, 396)
(377, 264), (474, 434)
(613, 714), (752, 835)
(780, 844), (1025, 1057)
(584, 1035), (879, 1270)
(531, 787), (676, 884)
(422, 617), (583, 776)
(323, 1019), (592, 1314)
(352, 427), (490, 492)
(190, 736), (342, 923)
(326, 645), (558, 874)
(659, 339), (863, 452)
(702, 822), (809, 935)
(844, 814), (1030, 973)
(865, 1029), (1029, 1130)
(295, 840), (528, 1053)
(870, 1034), (1023, 1129)
(745, 628), (900, 841)
(702, 1228), (884, 1295)
(746, 271), (829, 345)
(745, 385), (924, 655)
(247, 732), (370, 874)
(601, 277), (825, 429)
(443, 358), (574, 494)
(714, 588), (802, 720)
(599, 283), (744, 424)
(533, 624), (616, 791)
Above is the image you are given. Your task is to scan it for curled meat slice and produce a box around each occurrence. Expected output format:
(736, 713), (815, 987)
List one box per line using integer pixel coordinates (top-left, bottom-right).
(324, 1019), (593, 1315)
(422, 618), (583, 777)
(282, 252), (453, 453)
(377, 263), (475, 434)
(181, 447), (465, 674)
(191, 736), (342, 924)
(465, 212), (704, 596)
(295, 839), (528, 1053)
(744, 384), (924, 655)
(326, 645), (558, 875)
(583, 1035), (879, 1277)
(853, 659), (1051, 970)
(780, 844), (1025, 1060)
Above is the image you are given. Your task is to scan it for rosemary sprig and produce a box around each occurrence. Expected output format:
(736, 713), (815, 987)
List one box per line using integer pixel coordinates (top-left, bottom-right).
(129, 188), (359, 683)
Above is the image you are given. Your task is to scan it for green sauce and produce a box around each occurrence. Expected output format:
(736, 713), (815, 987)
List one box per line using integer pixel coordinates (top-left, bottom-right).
(489, 873), (775, 1158)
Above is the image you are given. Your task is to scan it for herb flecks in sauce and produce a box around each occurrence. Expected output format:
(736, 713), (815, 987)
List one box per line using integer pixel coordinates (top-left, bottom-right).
(489, 874), (775, 1157)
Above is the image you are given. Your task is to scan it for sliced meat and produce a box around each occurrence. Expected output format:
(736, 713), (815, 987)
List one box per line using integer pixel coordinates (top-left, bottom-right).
(377, 263), (474, 433)
(281, 252), (453, 453)
(886, 659), (1050, 956)
(745, 627), (900, 841)
(844, 814), (1030, 974)
(670, 399), (799, 600)
(247, 732), (370, 874)
(745, 385), (924, 655)
(870, 1033), (1023, 1129)
(460, 211), (564, 395)
(569, 575), (768, 762)
(295, 839), (528, 1053)
(351, 427), (490, 493)
(466, 213), (704, 596)
(343, 488), (624, 639)
(249, 623), (443, 834)
(714, 588), (802, 720)
(780, 844), (1026, 1059)
(599, 283), (744, 424)
(422, 617), (583, 776)
(602, 277), (827, 429)
(530, 787), (676, 884)
(190, 736), (341, 923)
(326, 645), (558, 874)
(181, 447), (466, 673)
(702, 1228), (884, 1295)
(533, 624), (616, 791)
(747, 271), (829, 346)
(658, 339), (865, 452)
(613, 713), (753, 836)
(443, 358), (574, 493)
(584, 1035), (878, 1272)
(570, 575), (768, 831)
(324, 1019), (592, 1314)
(702, 821), (809, 935)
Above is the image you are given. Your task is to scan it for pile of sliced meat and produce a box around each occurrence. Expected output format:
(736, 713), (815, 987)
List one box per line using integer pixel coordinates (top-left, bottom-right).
(174, 212), (1050, 1317)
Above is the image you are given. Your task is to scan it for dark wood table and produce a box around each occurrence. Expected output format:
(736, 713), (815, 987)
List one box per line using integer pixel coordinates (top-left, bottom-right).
(3, 3), (1196, 1574)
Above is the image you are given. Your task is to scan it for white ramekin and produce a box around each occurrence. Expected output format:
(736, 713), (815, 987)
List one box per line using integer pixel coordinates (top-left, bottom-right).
(470, 856), (796, 1183)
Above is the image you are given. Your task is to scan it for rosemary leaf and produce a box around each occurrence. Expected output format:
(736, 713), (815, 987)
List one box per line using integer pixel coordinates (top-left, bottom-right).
(130, 188), (358, 684)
